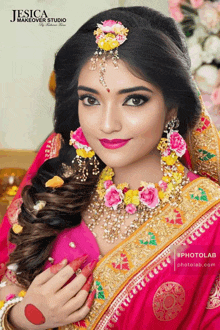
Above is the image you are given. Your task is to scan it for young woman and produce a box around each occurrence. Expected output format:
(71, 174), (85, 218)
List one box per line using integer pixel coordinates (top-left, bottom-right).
(1, 6), (220, 330)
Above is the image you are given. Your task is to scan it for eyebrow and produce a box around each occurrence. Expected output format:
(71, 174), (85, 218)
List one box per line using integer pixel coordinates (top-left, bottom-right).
(77, 85), (153, 94)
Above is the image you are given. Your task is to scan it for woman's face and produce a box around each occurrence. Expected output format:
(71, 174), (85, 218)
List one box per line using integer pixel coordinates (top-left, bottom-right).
(78, 59), (174, 169)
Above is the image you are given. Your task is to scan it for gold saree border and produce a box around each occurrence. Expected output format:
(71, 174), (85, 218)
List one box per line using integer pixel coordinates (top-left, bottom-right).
(98, 203), (220, 329)
(187, 95), (220, 184)
(59, 177), (220, 330)
(45, 133), (61, 160)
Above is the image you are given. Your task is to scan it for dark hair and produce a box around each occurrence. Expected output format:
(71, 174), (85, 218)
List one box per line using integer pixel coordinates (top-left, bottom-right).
(9, 6), (201, 288)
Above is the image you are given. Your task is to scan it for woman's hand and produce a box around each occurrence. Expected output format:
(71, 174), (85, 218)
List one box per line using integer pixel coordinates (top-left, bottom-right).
(9, 256), (97, 330)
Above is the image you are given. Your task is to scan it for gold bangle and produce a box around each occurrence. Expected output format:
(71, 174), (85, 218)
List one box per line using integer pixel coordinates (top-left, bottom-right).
(2, 303), (17, 330)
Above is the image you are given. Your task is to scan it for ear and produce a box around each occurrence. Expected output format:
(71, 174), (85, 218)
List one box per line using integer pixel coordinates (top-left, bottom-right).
(165, 107), (178, 125)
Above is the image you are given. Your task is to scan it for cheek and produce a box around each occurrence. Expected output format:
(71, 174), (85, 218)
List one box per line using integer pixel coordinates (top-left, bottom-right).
(128, 112), (165, 139)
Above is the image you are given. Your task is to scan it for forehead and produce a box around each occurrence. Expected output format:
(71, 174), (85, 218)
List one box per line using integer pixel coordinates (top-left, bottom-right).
(78, 59), (160, 93)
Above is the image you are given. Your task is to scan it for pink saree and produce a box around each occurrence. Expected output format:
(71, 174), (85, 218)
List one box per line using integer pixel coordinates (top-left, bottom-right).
(1, 93), (220, 329)
(40, 172), (220, 330)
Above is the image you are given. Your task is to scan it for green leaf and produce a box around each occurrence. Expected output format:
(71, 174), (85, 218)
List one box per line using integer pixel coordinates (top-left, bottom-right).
(198, 149), (216, 161)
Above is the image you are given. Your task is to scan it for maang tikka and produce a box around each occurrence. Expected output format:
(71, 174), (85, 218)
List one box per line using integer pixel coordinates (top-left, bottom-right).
(69, 127), (100, 182)
(89, 20), (129, 92)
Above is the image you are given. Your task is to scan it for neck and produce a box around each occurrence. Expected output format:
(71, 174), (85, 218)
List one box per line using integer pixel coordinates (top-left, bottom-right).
(112, 149), (163, 190)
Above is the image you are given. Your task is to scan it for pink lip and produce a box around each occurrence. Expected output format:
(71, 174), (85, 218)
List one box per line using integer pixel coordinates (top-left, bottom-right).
(99, 138), (131, 149)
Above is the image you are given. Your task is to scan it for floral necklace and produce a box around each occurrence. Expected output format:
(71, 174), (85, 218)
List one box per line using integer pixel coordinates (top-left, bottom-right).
(86, 130), (189, 243)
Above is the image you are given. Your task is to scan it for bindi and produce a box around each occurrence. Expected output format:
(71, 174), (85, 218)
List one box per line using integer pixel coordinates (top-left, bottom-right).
(24, 304), (46, 325)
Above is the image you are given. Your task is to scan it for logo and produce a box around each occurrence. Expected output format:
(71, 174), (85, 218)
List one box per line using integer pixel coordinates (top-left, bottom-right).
(10, 10), (67, 26)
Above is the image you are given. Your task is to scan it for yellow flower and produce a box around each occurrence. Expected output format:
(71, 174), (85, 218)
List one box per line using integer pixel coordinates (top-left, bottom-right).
(140, 181), (148, 187)
(45, 176), (64, 188)
(18, 290), (26, 297)
(124, 190), (140, 206)
(173, 172), (183, 184)
(105, 33), (115, 39)
(162, 152), (178, 165)
(158, 191), (165, 200)
(168, 182), (174, 191)
(98, 38), (119, 51)
(117, 182), (129, 190)
(0, 300), (5, 309)
(12, 224), (23, 234)
(157, 138), (168, 152)
(76, 149), (95, 158)
(162, 176), (171, 183)
(94, 28), (102, 36)
(176, 162), (184, 173)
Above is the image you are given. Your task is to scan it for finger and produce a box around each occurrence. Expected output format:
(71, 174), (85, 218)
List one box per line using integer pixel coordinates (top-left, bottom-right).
(58, 273), (93, 304)
(58, 260), (97, 300)
(32, 258), (68, 286)
(63, 278), (92, 313)
(45, 254), (88, 292)
(66, 289), (96, 324)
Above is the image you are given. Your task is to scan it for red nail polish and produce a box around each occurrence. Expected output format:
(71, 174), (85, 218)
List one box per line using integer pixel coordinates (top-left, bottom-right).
(81, 260), (97, 277)
(50, 258), (67, 274)
(81, 274), (93, 292)
(69, 254), (88, 272)
(86, 289), (96, 308)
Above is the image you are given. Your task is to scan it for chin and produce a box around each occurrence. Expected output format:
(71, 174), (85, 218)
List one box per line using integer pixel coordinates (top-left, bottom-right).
(96, 152), (139, 169)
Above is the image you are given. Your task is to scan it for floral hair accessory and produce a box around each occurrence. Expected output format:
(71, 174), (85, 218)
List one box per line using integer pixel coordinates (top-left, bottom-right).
(45, 176), (64, 188)
(69, 127), (95, 159)
(12, 223), (23, 234)
(69, 127), (99, 181)
(33, 200), (46, 212)
(90, 20), (129, 92)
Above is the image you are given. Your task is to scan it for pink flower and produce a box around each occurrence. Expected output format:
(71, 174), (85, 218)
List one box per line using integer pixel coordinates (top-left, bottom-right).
(139, 185), (159, 209)
(169, 131), (186, 157)
(198, 3), (220, 32)
(169, 5), (184, 22)
(104, 186), (123, 210)
(6, 293), (16, 301)
(70, 127), (89, 147)
(101, 20), (118, 33)
(126, 204), (137, 214)
(159, 180), (168, 191)
(211, 87), (220, 105)
(116, 34), (127, 45)
(168, 0), (184, 7)
(190, 0), (204, 9)
(104, 180), (113, 189)
(96, 33), (105, 42)
(163, 148), (171, 157)
(102, 20), (118, 27)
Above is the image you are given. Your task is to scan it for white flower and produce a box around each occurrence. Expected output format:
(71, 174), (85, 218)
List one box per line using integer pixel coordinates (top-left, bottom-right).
(194, 64), (219, 93)
(198, 2), (220, 34)
(203, 36), (220, 64)
(7, 263), (18, 272)
(193, 24), (209, 44)
(188, 43), (203, 72)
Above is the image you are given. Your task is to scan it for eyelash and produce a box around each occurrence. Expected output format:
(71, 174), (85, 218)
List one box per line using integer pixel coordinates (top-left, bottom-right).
(78, 94), (150, 107)
(122, 94), (149, 107)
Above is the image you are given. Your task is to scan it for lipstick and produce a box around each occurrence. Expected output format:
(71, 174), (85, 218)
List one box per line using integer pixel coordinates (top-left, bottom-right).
(99, 138), (131, 149)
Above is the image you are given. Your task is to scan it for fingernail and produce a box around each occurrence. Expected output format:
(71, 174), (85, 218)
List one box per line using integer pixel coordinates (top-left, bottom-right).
(86, 289), (96, 308)
(69, 254), (88, 272)
(50, 258), (67, 274)
(81, 274), (93, 292)
(81, 260), (97, 278)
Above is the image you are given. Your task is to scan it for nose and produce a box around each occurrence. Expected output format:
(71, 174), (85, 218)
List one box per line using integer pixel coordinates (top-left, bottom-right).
(100, 104), (122, 134)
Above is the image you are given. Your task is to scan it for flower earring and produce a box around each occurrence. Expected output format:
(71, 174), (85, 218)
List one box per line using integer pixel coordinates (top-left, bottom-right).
(69, 127), (100, 182)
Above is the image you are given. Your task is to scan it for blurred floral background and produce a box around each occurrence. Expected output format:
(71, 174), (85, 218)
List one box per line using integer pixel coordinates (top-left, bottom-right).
(168, 0), (220, 128)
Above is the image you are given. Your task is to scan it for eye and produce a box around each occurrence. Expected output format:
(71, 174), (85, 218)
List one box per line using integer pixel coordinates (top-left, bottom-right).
(78, 95), (100, 106)
(123, 95), (149, 107)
